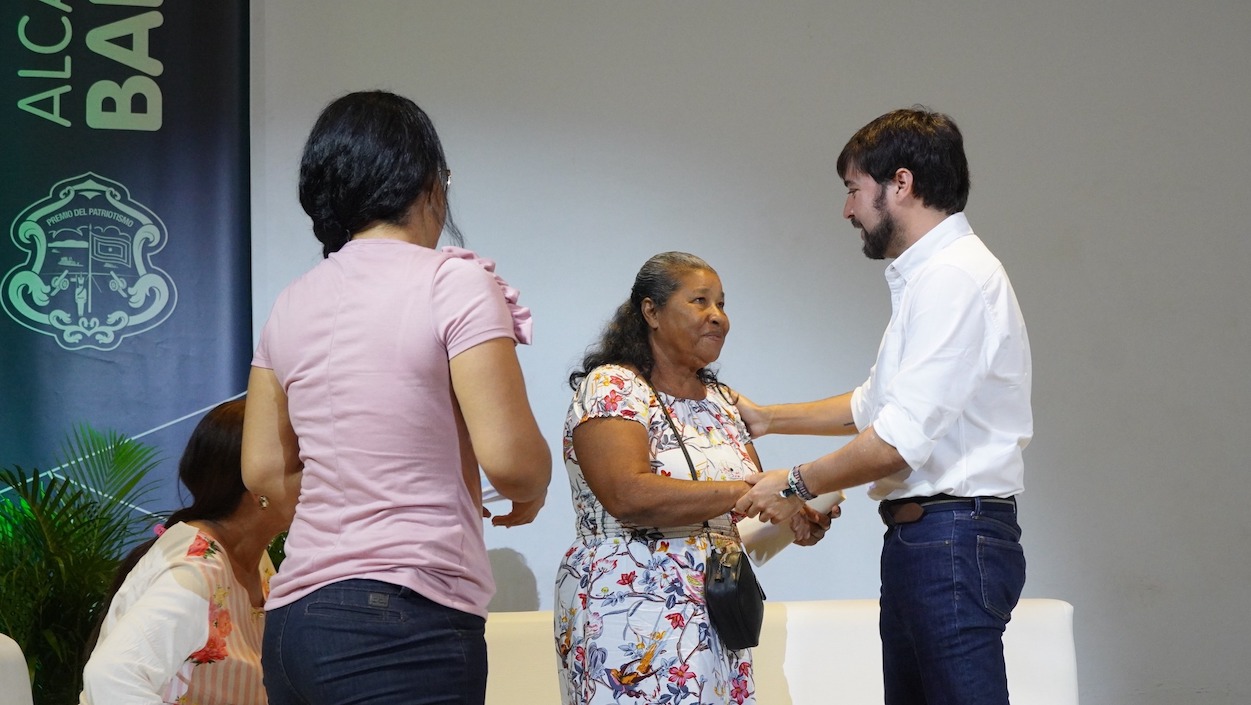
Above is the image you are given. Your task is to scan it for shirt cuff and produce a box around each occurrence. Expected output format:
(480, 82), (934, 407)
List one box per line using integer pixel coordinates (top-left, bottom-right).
(872, 403), (934, 470)
(850, 385), (869, 432)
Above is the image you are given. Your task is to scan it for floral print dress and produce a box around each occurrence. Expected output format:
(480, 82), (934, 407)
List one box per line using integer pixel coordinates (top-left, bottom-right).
(555, 365), (759, 705)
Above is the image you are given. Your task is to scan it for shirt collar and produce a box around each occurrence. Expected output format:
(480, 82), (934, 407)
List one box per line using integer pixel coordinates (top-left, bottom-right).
(887, 212), (973, 282)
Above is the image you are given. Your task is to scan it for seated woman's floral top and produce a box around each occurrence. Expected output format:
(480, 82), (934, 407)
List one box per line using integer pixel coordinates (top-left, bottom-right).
(80, 521), (275, 705)
(555, 365), (759, 705)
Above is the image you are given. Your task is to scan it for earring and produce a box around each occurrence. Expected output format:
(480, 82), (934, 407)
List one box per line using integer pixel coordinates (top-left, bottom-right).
(258, 495), (270, 510)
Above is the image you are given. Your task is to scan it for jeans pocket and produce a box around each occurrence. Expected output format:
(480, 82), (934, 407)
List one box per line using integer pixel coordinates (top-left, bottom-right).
(304, 597), (404, 623)
(977, 535), (1025, 621)
(975, 513), (1023, 542)
(894, 515), (954, 548)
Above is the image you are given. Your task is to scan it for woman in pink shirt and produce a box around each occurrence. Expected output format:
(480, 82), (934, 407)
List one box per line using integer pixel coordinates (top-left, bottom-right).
(242, 91), (551, 705)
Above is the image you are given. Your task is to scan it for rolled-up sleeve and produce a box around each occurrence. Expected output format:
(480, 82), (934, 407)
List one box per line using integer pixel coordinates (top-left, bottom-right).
(871, 264), (992, 469)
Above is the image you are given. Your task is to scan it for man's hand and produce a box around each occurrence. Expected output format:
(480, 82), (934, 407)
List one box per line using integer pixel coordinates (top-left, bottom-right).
(485, 495), (546, 527)
(734, 469), (803, 523)
(734, 391), (772, 438)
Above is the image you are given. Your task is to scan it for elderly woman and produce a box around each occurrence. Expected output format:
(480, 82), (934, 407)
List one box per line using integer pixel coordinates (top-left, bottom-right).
(554, 252), (833, 705)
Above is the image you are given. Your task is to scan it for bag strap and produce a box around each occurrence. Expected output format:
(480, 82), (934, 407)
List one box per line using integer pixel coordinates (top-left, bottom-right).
(641, 374), (713, 534)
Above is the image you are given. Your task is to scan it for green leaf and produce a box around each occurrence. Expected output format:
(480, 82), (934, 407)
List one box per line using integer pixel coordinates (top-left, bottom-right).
(0, 427), (164, 705)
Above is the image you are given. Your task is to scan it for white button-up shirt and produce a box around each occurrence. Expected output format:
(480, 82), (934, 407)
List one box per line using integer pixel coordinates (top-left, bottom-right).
(851, 212), (1032, 501)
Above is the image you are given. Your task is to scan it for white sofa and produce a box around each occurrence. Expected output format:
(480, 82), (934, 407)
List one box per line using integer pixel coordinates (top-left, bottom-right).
(485, 598), (1078, 704)
(0, 633), (34, 705)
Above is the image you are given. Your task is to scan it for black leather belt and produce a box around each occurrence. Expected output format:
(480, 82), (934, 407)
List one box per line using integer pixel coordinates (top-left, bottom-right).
(878, 494), (1016, 527)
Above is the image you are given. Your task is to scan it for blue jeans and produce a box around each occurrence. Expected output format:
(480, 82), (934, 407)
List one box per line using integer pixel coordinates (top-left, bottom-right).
(879, 499), (1026, 705)
(262, 579), (488, 705)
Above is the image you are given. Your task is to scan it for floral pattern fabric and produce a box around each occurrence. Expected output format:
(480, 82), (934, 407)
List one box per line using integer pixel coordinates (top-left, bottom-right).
(555, 365), (759, 705)
(176, 527), (272, 704)
(80, 521), (274, 705)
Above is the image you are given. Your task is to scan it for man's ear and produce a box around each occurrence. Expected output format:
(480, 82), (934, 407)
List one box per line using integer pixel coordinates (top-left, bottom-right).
(891, 168), (915, 202)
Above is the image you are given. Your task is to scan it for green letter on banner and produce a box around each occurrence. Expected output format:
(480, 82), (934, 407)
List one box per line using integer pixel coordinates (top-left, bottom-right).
(86, 76), (162, 130)
(18, 85), (72, 127)
(85, 11), (164, 76)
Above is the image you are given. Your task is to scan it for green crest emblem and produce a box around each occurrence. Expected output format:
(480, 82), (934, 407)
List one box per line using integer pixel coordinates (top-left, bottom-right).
(3, 173), (177, 350)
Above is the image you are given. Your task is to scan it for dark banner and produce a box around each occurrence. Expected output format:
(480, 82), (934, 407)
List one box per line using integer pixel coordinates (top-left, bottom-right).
(1, 1), (251, 511)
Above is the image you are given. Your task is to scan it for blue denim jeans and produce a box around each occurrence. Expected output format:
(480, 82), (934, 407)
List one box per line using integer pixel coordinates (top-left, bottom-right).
(879, 499), (1026, 705)
(262, 579), (488, 705)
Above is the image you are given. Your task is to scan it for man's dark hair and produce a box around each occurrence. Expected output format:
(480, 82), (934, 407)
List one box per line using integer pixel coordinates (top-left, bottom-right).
(836, 107), (970, 214)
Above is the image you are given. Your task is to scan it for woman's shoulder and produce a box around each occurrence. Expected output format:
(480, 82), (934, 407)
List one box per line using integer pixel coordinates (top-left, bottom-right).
(570, 365), (652, 421)
(113, 524), (221, 603)
(577, 364), (649, 396)
(588, 363), (640, 381)
(699, 380), (744, 416)
(154, 524), (231, 577)
(702, 379), (736, 401)
(430, 246), (502, 287)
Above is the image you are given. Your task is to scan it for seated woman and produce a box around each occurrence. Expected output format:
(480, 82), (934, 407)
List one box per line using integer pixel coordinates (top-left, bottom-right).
(80, 398), (293, 705)
(555, 252), (837, 705)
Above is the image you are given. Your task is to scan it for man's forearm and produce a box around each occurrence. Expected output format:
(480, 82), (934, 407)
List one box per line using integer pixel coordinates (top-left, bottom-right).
(801, 426), (909, 495)
(763, 392), (859, 436)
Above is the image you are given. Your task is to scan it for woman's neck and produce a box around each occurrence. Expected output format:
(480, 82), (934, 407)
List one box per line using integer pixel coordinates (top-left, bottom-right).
(199, 518), (268, 565)
(646, 363), (706, 400)
(188, 517), (271, 606)
(351, 196), (444, 248)
(351, 221), (435, 248)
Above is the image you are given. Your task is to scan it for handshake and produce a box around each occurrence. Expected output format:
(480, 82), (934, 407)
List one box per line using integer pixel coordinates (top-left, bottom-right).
(736, 479), (845, 564)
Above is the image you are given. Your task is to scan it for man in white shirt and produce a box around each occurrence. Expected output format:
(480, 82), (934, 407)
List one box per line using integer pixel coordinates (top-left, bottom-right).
(736, 107), (1032, 705)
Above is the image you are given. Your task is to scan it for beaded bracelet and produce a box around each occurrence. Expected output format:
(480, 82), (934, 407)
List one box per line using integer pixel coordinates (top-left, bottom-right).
(788, 464), (817, 501)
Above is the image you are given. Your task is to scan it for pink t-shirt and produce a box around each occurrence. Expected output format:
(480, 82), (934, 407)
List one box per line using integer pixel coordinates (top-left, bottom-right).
(253, 238), (516, 618)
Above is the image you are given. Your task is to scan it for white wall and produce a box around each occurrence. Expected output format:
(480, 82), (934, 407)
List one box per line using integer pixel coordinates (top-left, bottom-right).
(250, 3), (1251, 703)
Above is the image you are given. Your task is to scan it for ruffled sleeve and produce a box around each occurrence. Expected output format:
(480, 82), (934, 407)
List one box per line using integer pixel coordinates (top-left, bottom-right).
(440, 246), (533, 344)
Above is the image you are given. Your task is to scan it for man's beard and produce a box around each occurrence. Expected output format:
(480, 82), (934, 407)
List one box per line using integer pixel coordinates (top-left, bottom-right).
(860, 185), (899, 260)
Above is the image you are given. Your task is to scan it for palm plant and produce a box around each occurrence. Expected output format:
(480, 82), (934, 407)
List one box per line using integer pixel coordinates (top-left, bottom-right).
(0, 426), (162, 705)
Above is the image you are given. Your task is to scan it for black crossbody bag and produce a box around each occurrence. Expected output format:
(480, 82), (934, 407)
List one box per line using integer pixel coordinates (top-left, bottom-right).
(647, 379), (766, 651)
